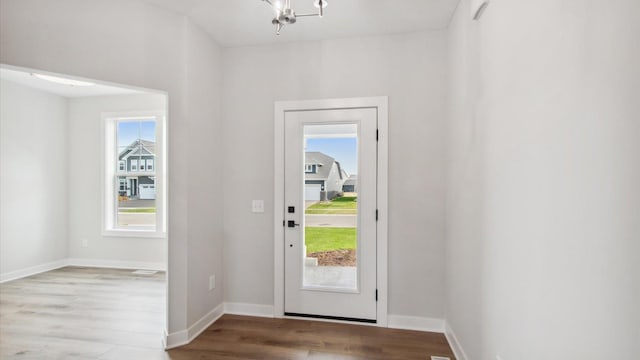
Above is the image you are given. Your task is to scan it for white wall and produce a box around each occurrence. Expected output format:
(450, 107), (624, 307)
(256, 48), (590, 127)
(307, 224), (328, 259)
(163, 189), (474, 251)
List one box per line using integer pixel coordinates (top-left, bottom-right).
(67, 94), (166, 266)
(0, 79), (68, 277)
(184, 20), (225, 326)
(0, 0), (225, 336)
(222, 31), (448, 318)
(446, 0), (640, 359)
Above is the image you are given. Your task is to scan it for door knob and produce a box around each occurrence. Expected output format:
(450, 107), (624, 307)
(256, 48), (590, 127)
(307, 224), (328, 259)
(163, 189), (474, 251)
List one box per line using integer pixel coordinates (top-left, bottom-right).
(287, 220), (300, 228)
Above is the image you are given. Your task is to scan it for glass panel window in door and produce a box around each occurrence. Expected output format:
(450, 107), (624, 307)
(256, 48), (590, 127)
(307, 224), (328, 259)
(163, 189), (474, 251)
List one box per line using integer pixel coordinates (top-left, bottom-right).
(303, 124), (359, 290)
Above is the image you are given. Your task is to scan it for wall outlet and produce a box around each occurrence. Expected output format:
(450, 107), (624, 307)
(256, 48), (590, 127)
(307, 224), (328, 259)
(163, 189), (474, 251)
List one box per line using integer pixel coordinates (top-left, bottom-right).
(252, 200), (265, 213)
(81, 238), (89, 248)
(209, 275), (216, 290)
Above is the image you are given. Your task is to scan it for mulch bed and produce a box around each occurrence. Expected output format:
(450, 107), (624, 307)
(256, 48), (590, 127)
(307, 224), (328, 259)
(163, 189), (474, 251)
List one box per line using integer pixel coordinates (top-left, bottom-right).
(307, 249), (356, 266)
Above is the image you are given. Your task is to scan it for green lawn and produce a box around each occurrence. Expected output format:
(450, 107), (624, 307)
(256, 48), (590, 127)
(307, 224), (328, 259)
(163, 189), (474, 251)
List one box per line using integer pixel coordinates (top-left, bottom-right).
(305, 196), (358, 214)
(118, 208), (156, 213)
(305, 227), (356, 253)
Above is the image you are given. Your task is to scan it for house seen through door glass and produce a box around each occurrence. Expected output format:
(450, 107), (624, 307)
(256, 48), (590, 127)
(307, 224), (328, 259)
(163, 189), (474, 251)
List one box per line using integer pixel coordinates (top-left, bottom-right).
(303, 124), (358, 290)
(116, 120), (156, 228)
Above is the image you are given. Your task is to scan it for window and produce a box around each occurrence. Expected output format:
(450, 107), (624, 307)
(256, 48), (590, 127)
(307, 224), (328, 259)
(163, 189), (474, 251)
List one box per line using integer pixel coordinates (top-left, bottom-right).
(104, 112), (166, 237)
(305, 164), (316, 173)
(118, 178), (126, 194)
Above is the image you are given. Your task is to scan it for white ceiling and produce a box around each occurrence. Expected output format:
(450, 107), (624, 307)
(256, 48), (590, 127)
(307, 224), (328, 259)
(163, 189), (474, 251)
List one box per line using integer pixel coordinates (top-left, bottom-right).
(0, 67), (144, 98)
(141, 0), (460, 47)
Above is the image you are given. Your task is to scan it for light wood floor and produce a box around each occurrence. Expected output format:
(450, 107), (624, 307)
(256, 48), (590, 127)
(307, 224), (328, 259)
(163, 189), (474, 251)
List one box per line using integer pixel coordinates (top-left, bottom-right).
(0, 267), (456, 360)
(0, 266), (166, 359)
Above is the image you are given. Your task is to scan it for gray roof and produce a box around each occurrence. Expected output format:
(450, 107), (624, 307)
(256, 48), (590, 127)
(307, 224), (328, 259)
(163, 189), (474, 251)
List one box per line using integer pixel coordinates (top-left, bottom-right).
(343, 175), (357, 186)
(119, 139), (155, 159)
(305, 152), (344, 181)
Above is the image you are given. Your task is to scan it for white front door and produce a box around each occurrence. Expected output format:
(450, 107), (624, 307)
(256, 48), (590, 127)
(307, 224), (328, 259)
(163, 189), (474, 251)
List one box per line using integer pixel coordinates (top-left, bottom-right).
(284, 108), (378, 322)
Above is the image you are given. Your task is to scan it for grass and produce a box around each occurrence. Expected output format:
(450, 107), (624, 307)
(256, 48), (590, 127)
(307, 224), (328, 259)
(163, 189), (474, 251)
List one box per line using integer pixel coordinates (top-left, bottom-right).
(305, 227), (356, 253)
(305, 196), (358, 214)
(118, 208), (156, 213)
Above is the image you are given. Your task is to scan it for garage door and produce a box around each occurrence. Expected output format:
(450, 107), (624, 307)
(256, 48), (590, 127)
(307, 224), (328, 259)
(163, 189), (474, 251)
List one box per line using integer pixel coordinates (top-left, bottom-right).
(304, 184), (321, 201)
(139, 184), (156, 200)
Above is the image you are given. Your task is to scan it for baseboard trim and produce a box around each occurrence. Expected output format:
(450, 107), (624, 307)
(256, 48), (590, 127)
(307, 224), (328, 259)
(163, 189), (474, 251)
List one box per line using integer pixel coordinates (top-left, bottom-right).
(224, 302), (275, 318)
(0, 259), (69, 283)
(445, 321), (469, 360)
(164, 302), (225, 350)
(67, 258), (166, 271)
(387, 315), (445, 333)
(163, 328), (188, 350)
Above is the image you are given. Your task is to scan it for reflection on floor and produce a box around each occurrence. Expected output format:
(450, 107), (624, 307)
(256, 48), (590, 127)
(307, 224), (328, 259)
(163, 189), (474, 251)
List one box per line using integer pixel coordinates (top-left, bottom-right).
(304, 266), (357, 289)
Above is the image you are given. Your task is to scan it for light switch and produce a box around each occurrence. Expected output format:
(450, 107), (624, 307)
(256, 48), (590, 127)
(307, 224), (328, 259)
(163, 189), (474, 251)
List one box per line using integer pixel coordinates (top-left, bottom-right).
(252, 200), (265, 213)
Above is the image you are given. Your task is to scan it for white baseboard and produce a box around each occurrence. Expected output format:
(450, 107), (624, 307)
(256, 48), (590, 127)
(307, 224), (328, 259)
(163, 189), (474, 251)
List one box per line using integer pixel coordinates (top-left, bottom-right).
(445, 321), (469, 360)
(164, 328), (188, 350)
(67, 258), (166, 271)
(388, 314), (445, 333)
(164, 302), (225, 350)
(224, 302), (275, 318)
(0, 259), (69, 283)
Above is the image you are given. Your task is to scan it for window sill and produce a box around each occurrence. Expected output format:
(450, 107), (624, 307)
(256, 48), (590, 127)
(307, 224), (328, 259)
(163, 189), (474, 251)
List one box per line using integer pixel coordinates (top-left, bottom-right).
(102, 229), (166, 239)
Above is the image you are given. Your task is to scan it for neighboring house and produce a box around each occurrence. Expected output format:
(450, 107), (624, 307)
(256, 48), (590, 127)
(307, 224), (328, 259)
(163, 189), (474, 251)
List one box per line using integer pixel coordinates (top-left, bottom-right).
(118, 139), (156, 200)
(342, 175), (357, 193)
(305, 152), (347, 201)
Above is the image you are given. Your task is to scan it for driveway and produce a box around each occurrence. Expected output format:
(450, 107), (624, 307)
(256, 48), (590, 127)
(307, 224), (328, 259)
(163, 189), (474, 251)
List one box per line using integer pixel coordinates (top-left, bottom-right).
(305, 214), (356, 228)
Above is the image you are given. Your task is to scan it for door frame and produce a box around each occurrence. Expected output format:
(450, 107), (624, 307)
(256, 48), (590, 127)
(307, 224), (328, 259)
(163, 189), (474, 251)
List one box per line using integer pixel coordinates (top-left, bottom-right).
(273, 96), (389, 327)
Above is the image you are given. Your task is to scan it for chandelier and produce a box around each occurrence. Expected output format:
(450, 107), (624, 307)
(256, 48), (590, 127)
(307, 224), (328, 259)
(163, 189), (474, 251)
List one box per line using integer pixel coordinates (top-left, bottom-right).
(262, 0), (328, 35)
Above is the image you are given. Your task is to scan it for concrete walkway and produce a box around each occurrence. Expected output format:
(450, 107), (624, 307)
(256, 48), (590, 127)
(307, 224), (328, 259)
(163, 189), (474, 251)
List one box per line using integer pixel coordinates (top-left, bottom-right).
(304, 266), (357, 289)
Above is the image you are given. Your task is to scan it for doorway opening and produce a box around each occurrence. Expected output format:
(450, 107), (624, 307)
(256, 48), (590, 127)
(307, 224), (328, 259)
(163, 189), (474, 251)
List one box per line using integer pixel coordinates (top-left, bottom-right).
(0, 64), (169, 355)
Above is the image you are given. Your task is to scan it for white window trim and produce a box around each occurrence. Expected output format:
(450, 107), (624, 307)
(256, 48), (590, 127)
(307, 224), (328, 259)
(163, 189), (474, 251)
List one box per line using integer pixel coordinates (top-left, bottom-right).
(102, 111), (167, 238)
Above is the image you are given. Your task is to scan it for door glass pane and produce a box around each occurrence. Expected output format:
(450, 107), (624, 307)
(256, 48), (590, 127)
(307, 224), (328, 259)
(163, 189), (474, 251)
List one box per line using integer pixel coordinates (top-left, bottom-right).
(303, 124), (358, 290)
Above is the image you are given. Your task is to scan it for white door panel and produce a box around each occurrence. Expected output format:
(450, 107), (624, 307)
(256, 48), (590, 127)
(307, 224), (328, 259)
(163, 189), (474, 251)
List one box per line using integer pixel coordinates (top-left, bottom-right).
(284, 108), (377, 321)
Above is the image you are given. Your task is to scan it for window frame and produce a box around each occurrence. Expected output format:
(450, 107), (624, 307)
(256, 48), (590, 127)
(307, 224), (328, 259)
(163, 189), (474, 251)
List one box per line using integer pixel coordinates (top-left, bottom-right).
(305, 164), (315, 173)
(102, 111), (166, 238)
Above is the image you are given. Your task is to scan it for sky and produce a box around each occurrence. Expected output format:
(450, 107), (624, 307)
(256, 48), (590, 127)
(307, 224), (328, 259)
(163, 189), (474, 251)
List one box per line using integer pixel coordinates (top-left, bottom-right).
(117, 120), (156, 148)
(306, 137), (357, 175)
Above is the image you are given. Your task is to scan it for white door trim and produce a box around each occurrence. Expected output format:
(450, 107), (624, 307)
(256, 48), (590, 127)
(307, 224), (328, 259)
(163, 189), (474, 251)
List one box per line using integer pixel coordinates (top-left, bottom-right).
(274, 96), (388, 327)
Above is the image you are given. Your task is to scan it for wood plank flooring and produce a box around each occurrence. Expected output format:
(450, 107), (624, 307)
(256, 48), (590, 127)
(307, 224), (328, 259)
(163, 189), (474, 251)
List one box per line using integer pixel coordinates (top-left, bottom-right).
(0, 267), (456, 359)
(168, 315), (456, 360)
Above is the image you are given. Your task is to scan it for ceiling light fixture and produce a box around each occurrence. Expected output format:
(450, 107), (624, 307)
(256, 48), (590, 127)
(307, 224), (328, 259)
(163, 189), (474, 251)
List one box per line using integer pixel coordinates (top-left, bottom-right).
(31, 73), (95, 87)
(262, 0), (327, 35)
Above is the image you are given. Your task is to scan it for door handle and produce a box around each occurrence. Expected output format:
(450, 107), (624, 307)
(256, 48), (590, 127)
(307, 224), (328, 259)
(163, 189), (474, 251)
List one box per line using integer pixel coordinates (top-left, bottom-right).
(287, 220), (300, 228)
